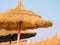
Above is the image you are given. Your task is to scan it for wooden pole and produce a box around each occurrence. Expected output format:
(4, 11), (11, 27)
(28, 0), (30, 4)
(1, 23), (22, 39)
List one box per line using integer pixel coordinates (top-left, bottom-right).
(9, 34), (11, 45)
(9, 41), (11, 45)
(17, 30), (20, 45)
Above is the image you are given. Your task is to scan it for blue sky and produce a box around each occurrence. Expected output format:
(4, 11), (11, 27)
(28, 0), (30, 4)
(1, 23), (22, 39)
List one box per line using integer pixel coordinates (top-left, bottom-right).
(0, 0), (60, 42)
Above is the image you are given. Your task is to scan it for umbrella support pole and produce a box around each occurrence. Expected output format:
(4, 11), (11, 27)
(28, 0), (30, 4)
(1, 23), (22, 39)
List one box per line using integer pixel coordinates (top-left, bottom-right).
(17, 30), (21, 45)
(9, 41), (11, 45)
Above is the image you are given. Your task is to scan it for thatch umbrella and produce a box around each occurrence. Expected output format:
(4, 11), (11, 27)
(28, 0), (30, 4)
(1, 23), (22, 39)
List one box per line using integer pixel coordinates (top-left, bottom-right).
(0, 0), (52, 45)
(0, 31), (36, 43)
(0, 30), (36, 45)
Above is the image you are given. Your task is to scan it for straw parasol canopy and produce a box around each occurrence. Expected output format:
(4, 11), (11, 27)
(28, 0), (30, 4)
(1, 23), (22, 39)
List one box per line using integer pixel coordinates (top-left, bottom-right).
(0, 0), (53, 45)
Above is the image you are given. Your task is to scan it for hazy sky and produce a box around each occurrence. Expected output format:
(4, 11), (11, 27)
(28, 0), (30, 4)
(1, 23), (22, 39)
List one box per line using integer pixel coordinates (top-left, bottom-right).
(0, 0), (60, 42)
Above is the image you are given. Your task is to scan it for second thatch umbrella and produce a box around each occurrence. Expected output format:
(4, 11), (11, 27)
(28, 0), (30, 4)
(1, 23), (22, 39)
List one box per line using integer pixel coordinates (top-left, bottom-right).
(0, 0), (52, 45)
(0, 31), (36, 43)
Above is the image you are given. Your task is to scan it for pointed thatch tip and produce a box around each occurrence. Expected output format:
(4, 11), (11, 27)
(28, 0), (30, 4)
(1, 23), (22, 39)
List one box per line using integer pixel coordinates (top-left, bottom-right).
(16, 0), (25, 10)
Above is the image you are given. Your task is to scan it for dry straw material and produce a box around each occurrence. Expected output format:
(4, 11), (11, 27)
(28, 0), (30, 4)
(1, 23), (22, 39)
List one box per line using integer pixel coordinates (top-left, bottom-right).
(0, 0), (52, 45)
